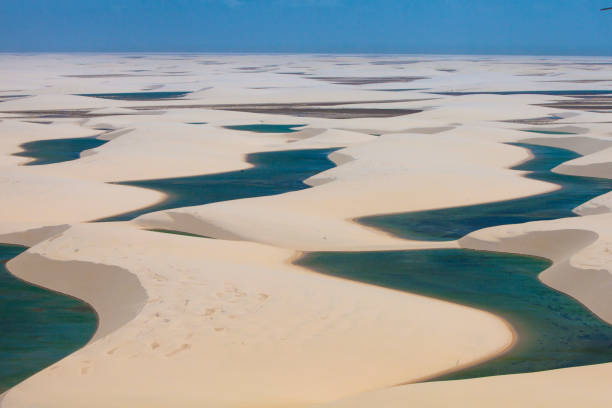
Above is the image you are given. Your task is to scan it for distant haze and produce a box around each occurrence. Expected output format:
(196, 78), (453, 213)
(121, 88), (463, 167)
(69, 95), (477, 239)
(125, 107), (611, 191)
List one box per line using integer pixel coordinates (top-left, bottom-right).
(1, 0), (612, 55)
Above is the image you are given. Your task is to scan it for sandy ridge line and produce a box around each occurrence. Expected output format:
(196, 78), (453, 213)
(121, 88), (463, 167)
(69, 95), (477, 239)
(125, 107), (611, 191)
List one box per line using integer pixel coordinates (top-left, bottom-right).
(311, 138), (612, 408)
(461, 226), (612, 325)
(3, 55), (612, 407)
(0, 222), (512, 407)
(5, 127), (605, 401)
(0, 224), (148, 343)
(134, 134), (557, 251)
(287, 249), (518, 386)
(7, 252), (147, 342)
(299, 135), (612, 389)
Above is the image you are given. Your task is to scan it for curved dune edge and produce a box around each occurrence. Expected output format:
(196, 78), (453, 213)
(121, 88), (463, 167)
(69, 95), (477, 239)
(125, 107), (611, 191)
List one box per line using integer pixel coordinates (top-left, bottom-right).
(0, 238), (147, 403)
(0, 122), (167, 226)
(2, 55), (612, 407)
(87, 185), (171, 223)
(520, 136), (612, 156)
(558, 161), (612, 179)
(148, 211), (247, 241)
(348, 134), (612, 239)
(576, 192), (612, 216)
(315, 224), (612, 408)
(1, 143), (608, 408)
(134, 135), (556, 252)
(7, 251), (148, 342)
(0, 224), (70, 247)
(0, 223), (512, 407)
(460, 222), (612, 325)
(309, 134), (612, 407)
(288, 251), (519, 387)
(392, 306), (518, 386)
(0, 169), (165, 225)
(316, 132), (612, 407)
(313, 363), (612, 408)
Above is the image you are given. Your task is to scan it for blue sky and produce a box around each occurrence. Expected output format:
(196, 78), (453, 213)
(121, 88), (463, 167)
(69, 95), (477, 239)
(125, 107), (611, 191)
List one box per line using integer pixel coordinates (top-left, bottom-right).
(1, 0), (611, 55)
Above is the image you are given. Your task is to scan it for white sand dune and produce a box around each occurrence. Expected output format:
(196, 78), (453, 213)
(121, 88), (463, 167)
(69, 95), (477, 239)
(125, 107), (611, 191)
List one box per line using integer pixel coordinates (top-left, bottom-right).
(315, 363), (612, 408)
(136, 133), (555, 251)
(2, 223), (510, 407)
(576, 192), (612, 215)
(318, 214), (612, 408)
(0, 167), (163, 224)
(460, 214), (612, 325)
(1, 54), (612, 407)
(556, 145), (612, 178)
(0, 120), (100, 165)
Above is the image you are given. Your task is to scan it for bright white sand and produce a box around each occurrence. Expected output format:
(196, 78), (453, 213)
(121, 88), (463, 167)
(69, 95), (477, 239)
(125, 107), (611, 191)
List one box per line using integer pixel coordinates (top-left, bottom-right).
(136, 132), (553, 251)
(315, 363), (612, 408)
(1, 54), (612, 407)
(2, 223), (511, 407)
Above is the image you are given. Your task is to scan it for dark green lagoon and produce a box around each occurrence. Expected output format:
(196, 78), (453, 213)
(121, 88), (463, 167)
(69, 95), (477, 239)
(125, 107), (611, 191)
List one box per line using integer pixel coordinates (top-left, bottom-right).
(359, 143), (612, 241)
(8, 129), (612, 388)
(223, 124), (306, 133)
(297, 248), (612, 380)
(3, 147), (336, 389)
(97, 148), (337, 222)
(14, 137), (107, 166)
(297, 140), (612, 381)
(0, 245), (97, 393)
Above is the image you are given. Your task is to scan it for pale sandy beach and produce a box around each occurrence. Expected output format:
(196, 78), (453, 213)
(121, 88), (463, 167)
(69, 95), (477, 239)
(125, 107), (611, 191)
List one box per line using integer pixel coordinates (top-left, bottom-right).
(1, 54), (612, 407)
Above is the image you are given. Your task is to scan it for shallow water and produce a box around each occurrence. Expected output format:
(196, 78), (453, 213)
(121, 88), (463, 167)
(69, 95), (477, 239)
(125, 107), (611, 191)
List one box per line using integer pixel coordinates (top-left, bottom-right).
(376, 88), (429, 92)
(521, 130), (576, 135)
(0, 244), (97, 392)
(96, 148), (337, 222)
(146, 229), (214, 239)
(435, 90), (612, 96)
(78, 91), (190, 100)
(9, 131), (611, 389)
(223, 124), (306, 133)
(359, 143), (612, 241)
(14, 137), (107, 165)
(298, 140), (612, 381)
(297, 248), (612, 380)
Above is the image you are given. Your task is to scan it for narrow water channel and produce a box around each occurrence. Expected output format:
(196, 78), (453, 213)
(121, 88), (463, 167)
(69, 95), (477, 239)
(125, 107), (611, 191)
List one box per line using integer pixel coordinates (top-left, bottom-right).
(298, 142), (612, 380)
(96, 148), (338, 222)
(358, 143), (612, 241)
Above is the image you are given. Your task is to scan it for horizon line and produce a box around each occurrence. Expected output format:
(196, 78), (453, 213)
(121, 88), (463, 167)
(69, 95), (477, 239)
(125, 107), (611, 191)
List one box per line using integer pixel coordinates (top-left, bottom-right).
(1, 51), (612, 58)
